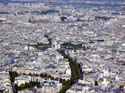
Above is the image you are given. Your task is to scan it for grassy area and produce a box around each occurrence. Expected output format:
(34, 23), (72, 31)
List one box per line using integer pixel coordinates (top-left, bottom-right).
(57, 49), (81, 80)
(29, 35), (52, 50)
(15, 81), (40, 91)
(59, 85), (71, 93)
(9, 71), (20, 93)
(61, 42), (88, 50)
(9, 71), (19, 83)
(57, 49), (82, 93)
(9, 71), (70, 93)
(29, 42), (50, 51)
(29, 42), (48, 47)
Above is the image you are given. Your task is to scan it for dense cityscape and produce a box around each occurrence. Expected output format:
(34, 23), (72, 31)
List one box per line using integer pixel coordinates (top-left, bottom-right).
(0, 0), (125, 93)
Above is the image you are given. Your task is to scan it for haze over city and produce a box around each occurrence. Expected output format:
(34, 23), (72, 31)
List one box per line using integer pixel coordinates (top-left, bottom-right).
(0, 0), (125, 93)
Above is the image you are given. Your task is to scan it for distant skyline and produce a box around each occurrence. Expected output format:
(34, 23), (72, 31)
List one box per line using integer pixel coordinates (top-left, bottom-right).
(0, 0), (124, 3)
(0, 0), (124, 7)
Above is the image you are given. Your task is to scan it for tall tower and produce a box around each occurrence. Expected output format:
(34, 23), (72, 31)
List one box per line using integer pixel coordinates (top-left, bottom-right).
(99, 0), (101, 9)
(108, 0), (111, 15)
(120, 0), (123, 15)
